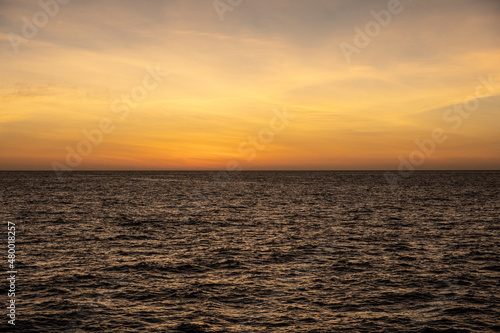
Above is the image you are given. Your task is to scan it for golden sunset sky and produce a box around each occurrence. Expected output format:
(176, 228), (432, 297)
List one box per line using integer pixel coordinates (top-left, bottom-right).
(1, 0), (499, 170)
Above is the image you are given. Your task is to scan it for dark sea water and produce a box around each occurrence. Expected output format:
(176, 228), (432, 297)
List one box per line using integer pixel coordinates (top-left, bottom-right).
(0, 171), (499, 332)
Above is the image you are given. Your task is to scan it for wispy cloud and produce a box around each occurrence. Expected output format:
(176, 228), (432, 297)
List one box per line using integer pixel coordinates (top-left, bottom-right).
(0, 0), (499, 169)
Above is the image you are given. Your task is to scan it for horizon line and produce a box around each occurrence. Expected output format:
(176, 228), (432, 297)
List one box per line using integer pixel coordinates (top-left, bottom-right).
(1, 169), (499, 172)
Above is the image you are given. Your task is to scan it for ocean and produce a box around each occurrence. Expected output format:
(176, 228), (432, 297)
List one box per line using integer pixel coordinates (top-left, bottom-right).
(0, 171), (499, 332)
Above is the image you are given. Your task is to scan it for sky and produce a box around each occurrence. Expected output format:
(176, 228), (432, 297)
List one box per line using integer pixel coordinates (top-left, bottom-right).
(0, 0), (499, 170)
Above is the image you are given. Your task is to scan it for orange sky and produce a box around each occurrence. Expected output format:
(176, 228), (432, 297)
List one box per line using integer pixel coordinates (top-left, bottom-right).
(1, 0), (499, 170)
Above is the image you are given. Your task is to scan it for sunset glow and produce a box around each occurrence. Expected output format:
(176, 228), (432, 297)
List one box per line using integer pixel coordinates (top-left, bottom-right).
(1, 0), (499, 170)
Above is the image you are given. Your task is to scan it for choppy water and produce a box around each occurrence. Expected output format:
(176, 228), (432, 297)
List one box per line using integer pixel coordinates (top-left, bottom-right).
(0, 171), (499, 332)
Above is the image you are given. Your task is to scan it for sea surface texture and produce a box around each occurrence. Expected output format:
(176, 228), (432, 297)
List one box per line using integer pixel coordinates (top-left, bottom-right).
(0, 171), (499, 332)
